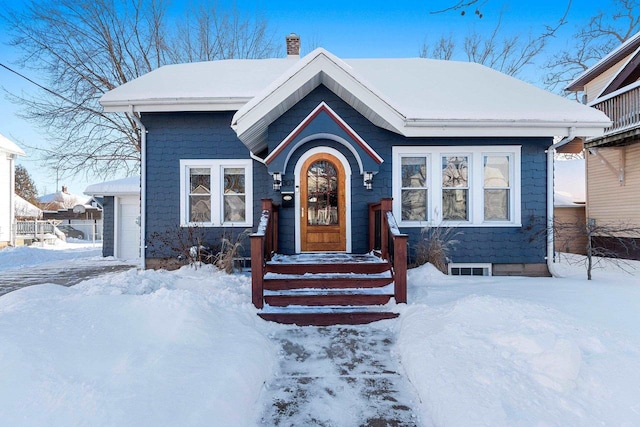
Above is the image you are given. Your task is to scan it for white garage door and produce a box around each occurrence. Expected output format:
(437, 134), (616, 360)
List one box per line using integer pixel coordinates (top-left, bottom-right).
(117, 196), (140, 260)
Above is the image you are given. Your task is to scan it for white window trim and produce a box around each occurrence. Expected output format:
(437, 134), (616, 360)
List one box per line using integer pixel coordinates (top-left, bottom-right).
(392, 146), (521, 228)
(179, 159), (253, 227)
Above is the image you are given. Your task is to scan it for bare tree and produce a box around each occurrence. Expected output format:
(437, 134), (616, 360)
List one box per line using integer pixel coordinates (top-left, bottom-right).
(430, 0), (488, 18)
(168, 5), (276, 63)
(420, 5), (570, 78)
(420, 34), (456, 60)
(544, 0), (640, 96)
(0, 0), (277, 181)
(554, 218), (640, 280)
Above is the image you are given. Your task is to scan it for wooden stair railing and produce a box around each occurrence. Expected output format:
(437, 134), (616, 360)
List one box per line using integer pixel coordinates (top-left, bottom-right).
(251, 199), (278, 309)
(368, 198), (408, 303)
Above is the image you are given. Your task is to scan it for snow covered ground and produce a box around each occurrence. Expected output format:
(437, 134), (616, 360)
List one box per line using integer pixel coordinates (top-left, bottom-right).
(0, 240), (102, 272)
(0, 243), (638, 426)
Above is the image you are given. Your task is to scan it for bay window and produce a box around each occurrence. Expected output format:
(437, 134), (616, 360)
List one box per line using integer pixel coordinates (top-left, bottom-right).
(393, 146), (520, 227)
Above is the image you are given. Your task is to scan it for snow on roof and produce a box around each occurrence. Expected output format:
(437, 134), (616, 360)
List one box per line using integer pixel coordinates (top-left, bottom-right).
(84, 176), (140, 196)
(14, 194), (42, 218)
(0, 133), (26, 156)
(101, 48), (611, 153)
(101, 58), (299, 112)
(554, 159), (585, 207)
(39, 191), (91, 205)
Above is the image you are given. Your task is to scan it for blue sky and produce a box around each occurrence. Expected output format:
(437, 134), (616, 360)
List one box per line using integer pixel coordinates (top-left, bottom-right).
(0, 0), (614, 196)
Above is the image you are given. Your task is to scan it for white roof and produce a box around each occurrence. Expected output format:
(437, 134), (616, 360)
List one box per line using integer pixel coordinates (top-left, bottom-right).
(0, 133), (26, 156)
(84, 176), (140, 196)
(554, 159), (585, 207)
(101, 48), (611, 152)
(14, 194), (42, 218)
(39, 191), (91, 205)
(101, 59), (299, 112)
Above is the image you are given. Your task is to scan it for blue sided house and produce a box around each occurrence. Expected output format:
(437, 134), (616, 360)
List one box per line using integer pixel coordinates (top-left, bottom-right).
(101, 35), (610, 325)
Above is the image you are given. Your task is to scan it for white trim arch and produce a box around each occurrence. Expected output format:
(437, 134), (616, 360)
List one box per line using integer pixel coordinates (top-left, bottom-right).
(283, 133), (365, 175)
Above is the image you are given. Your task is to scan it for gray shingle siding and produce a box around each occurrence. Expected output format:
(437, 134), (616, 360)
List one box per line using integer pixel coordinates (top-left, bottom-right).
(268, 85), (550, 263)
(141, 112), (278, 259)
(142, 86), (550, 265)
(102, 196), (114, 257)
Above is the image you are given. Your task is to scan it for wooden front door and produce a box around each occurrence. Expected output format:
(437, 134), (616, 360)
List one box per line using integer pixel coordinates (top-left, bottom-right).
(300, 153), (347, 252)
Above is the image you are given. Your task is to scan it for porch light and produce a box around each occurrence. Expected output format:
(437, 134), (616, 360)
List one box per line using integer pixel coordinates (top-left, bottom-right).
(272, 172), (282, 191)
(364, 171), (373, 190)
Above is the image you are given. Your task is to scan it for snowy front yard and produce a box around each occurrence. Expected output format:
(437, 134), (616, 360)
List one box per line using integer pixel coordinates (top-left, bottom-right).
(0, 243), (639, 426)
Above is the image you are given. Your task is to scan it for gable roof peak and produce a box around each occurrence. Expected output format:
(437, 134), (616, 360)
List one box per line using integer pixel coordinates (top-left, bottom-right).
(566, 31), (640, 91)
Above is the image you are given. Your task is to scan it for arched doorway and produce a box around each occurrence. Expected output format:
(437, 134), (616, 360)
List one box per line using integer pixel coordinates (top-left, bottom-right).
(296, 149), (350, 252)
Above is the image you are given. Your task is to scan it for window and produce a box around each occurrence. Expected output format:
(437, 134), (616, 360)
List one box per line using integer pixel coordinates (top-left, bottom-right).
(442, 155), (469, 220)
(180, 159), (252, 227)
(448, 263), (492, 276)
(393, 146), (520, 227)
(483, 155), (511, 221)
(401, 156), (428, 221)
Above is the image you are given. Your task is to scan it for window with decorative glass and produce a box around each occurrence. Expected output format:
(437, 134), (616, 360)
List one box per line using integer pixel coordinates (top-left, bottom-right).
(393, 146), (520, 227)
(441, 155), (469, 221)
(223, 167), (246, 223)
(400, 156), (428, 221)
(180, 159), (252, 227)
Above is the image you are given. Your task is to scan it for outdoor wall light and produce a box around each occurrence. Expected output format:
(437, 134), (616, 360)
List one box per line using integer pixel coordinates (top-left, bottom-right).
(364, 171), (373, 190)
(272, 172), (282, 191)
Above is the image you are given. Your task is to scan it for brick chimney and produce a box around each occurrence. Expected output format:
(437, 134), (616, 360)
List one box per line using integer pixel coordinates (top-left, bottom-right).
(61, 185), (69, 194)
(286, 33), (300, 57)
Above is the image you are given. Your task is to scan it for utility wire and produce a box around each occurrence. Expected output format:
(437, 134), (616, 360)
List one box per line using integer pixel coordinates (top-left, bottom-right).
(0, 62), (75, 105)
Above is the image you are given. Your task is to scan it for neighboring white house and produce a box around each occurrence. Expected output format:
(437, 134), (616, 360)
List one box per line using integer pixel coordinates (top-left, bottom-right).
(38, 185), (91, 211)
(0, 133), (26, 248)
(14, 194), (42, 219)
(85, 176), (141, 261)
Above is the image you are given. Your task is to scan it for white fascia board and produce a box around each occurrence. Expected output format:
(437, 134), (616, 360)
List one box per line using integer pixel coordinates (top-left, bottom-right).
(567, 32), (640, 91)
(401, 120), (609, 138)
(84, 189), (140, 197)
(101, 97), (251, 113)
(232, 50), (406, 140)
(588, 80), (640, 106)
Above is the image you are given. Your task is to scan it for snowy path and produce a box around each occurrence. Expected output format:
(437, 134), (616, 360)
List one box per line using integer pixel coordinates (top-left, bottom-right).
(259, 325), (422, 426)
(0, 257), (136, 296)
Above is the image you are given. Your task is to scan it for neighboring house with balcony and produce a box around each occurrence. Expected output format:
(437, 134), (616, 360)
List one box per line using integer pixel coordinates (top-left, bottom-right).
(566, 32), (640, 259)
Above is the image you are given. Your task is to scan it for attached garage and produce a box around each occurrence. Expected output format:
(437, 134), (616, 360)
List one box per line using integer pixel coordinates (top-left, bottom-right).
(85, 177), (140, 262)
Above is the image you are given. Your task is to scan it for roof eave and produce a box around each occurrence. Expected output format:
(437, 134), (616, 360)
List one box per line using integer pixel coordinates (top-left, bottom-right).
(402, 119), (611, 137)
(100, 97), (251, 113)
(566, 32), (640, 91)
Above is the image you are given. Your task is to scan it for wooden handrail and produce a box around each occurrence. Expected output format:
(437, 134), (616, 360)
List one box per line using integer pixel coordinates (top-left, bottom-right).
(368, 198), (407, 303)
(250, 199), (278, 309)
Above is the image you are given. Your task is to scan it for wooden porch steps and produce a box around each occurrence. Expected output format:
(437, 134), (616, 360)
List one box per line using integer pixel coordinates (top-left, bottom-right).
(257, 253), (399, 326)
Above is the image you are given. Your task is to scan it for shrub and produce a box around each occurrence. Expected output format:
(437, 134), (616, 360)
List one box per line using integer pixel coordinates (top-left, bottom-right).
(211, 229), (250, 274)
(413, 225), (460, 273)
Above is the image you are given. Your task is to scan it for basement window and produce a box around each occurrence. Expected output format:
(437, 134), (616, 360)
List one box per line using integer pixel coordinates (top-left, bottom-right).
(448, 263), (492, 276)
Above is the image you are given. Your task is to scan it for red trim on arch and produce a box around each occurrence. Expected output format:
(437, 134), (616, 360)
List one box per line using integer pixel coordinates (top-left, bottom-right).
(265, 102), (383, 165)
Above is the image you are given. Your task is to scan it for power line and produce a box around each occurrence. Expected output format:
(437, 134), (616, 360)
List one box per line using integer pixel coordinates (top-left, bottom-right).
(0, 62), (74, 104)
